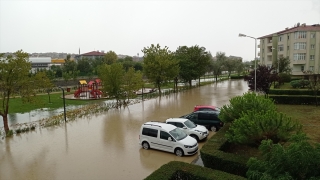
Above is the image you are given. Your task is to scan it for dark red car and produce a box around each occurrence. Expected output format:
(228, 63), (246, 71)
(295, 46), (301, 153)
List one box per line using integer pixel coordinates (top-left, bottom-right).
(193, 105), (220, 112)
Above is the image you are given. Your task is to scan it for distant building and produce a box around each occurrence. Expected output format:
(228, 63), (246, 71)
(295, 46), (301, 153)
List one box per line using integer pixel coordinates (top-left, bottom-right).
(75, 51), (105, 62)
(229, 55), (243, 62)
(29, 57), (51, 73)
(258, 23), (320, 75)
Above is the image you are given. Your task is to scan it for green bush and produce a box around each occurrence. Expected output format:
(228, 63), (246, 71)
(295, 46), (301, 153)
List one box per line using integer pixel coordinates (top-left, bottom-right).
(225, 110), (302, 145)
(269, 89), (318, 95)
(200, 124), (249, 177)
(230, 75), (244, 79)
(144, 161), (246, 180)
(246, 134), (320, 180)
(279, 73), (291, 83)
(219, 92), (276, 123)
(290, 79), (310, 88)
(269, 95), (319, 105)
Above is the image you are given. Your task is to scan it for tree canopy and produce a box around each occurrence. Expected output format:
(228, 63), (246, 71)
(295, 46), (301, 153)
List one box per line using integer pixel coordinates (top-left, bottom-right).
(142, 44), (179, 94)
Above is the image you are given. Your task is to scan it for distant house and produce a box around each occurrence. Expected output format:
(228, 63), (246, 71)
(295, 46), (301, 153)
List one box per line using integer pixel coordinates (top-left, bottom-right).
(75, 51), (105, 62)
(29, 57), (51, 73)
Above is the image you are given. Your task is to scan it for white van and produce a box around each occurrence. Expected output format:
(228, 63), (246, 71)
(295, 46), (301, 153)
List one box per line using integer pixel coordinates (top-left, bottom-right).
(139, 122), (198, 156)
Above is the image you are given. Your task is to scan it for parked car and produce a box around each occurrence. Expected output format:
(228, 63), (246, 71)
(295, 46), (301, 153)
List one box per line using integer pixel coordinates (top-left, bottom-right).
(139, 122), (198, 156)
(194, 105), (220, 112)
(165, 118), (209, 141)
(180, 111), (223, 132)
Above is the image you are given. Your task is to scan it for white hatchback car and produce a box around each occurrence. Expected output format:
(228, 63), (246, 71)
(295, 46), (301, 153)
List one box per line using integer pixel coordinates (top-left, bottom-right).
(165, 118), (209, 141)
(139, 122), (198, 156)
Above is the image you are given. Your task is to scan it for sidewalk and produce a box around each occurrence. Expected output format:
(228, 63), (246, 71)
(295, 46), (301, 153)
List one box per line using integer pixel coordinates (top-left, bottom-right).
(191, 155), (204, 166)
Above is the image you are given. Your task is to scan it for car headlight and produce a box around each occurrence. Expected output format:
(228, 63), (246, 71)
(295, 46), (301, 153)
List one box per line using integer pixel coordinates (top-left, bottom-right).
(184, 145), (192, 148)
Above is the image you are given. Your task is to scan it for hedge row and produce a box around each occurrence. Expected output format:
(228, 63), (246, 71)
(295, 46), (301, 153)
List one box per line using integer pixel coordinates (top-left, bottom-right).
(144, 161), (246, 180)
(269, 95), (320, 105)
(269, 89), (319, 95)
(230, 75), (244, 79)
(200, 124), (249, 177)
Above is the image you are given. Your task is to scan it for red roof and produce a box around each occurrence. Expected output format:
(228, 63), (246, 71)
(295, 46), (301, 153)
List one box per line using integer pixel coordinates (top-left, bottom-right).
(81, 51), (105, 56)
(258, 24), (320, 39)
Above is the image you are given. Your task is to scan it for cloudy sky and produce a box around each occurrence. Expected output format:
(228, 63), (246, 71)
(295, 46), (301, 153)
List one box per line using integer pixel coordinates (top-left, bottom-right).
(0, 0), (319, 61)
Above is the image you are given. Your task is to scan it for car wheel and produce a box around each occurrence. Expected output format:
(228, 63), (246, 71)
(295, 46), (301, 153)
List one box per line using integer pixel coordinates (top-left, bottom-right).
(210, 126), (217, 132)
(175, 148), (184, 157)
(190, 134), (199, 141)
(142, 142), (150, 150)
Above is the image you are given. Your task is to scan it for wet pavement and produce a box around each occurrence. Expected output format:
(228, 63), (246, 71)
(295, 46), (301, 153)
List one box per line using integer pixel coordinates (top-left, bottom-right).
(0, 79), (248, 180)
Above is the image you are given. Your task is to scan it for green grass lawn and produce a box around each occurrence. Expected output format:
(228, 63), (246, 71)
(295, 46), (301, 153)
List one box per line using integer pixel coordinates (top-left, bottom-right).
(7, 92), (104, 114)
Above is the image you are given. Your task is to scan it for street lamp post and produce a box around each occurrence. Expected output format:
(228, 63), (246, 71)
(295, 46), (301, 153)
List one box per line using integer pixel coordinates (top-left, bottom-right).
(58, 87), (67, 122)
(239, 33), (257, 92)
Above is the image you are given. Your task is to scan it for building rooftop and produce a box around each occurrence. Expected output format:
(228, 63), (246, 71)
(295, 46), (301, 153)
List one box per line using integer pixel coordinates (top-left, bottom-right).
(258, 23), (320, 39)
(29, 57), (51, 63)
(81, 51), (106, 56)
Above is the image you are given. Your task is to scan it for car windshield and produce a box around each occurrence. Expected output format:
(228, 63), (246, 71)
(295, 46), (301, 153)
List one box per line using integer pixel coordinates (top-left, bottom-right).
(169, 128), (188, 141)
(184, 120), (196, 128)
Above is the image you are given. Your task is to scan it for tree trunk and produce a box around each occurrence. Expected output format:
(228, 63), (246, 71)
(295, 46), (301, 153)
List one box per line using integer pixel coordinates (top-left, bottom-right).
(189, 80), (192, 88)
(158, 85), (161, 96)
(2, 115), (9, 134)
(198, 77), (200, 87)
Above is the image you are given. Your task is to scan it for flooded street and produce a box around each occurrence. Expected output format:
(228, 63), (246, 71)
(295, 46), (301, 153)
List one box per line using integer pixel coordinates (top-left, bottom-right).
(0, 79), (248, 180)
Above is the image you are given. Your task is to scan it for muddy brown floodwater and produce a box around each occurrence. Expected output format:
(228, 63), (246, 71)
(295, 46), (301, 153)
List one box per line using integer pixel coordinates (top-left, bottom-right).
(0, 79), (248, 180)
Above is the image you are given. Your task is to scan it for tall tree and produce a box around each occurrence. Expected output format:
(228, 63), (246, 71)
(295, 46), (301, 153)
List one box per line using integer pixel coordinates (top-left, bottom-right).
(245, 65), (278, 94)
(275, 56), (291, 74)
(98, 63), (125, 103)
(77, 58), (93, 76)
(142, 44), (179, 94)
(193, 46), (211, 86)
(33, 71), (54, 103)
(104, 50), (118, 65)
(223, 57), (238, 78)
(304, 71), (320, 106)
(123, 68), (144, 101)
(176, 46), (197, 87)
(0, 51), (32, 134)
(210, 52), (226, 81)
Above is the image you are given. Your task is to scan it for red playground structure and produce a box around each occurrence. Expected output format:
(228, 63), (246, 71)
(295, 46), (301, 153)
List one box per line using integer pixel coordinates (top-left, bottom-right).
(74, 79), (103, 99)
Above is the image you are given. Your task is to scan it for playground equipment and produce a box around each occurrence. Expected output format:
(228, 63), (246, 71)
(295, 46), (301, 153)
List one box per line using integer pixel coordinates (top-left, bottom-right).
(74, 79), (103, 99)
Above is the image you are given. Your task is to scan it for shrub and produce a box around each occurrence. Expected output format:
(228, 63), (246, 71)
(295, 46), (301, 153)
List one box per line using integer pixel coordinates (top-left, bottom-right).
(144, 161), (246, 180)
(279, 73), (291, 83)
(269, 95), (318, 105)
(225, 110), (302, 145)
(200, 124), (249, 177)
(246, 133), (320, 180)
(219, 92), (276, 123)
(290, 79), (310, 88)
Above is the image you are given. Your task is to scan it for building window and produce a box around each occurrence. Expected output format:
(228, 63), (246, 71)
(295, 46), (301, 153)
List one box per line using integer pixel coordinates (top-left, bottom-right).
(262, 40), (264, 43)
(301, 66), (304, 71)
(309, 66), (314, 72)
(294, 53), (306, 60)
(294, 42), (306, 50)
(310, 55), (315, 60)
(278, 45), (284, 51)
(311, 44), (315, 49)
(294, 31), (306, 39)
(287, 46), (290, 50)
(311, 33), (315, 38)
(279, 36), (283, 42)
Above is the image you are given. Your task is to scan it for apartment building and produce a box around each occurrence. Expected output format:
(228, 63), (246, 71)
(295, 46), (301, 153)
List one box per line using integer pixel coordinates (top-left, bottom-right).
(258, 23), (320, 76)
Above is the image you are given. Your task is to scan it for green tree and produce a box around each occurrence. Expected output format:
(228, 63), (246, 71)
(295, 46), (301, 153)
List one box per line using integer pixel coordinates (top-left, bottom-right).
(247, 134), (320, 180)
(33, 71), (54, 103)
(123, 68), (144, 101)
(62, 71), (72, 85)
(142, 44), (179, 94)
(0, 51), (33, 134)
(50, 65), (62, 78)
(219, 92), (277, 123)
(104, 50), (118, 65)
(235, 60), (244, 76)
(77, 58), (93, 76)
(304, 72), (320, 106)
(223, 57), (237, 78)
(98, 63), (125, 103)
(192, 46), (211, 85)
(226, 110), (302, 145)
(175, 46), (197, 87)
(275, 56), (291, 74)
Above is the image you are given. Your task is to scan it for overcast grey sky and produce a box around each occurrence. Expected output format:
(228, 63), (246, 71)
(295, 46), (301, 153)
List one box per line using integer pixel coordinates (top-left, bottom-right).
(0, 0), (319, 61)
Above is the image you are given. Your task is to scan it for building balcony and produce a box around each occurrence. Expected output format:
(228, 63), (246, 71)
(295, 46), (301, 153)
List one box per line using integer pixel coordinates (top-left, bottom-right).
(291, 71), (305, 76)
(292, 60), (306, 65)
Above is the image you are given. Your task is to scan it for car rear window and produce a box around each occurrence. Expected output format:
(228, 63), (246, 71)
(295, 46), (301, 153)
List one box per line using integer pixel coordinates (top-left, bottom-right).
(142, 128), (158, 138)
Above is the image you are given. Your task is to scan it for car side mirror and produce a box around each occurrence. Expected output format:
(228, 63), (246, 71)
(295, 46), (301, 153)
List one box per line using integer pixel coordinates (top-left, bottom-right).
(168, 137), (172, 141)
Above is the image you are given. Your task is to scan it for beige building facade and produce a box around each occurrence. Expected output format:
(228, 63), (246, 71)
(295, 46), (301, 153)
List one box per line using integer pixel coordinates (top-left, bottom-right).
(258, 23), (320, 76)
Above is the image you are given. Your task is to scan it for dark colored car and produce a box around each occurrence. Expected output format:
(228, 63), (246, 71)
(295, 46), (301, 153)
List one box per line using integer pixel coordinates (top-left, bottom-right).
(180, 111), (223, 132)
(193, 105), (220, 112)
